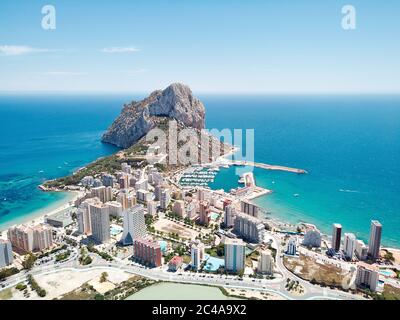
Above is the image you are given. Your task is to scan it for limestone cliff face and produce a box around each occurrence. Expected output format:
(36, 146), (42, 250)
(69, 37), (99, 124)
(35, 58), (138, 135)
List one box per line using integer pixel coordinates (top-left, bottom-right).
(102, 83), (206, 148)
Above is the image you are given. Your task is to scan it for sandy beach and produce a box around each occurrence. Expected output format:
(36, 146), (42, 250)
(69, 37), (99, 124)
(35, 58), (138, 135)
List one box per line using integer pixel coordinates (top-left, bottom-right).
(0, 191), (82, 235)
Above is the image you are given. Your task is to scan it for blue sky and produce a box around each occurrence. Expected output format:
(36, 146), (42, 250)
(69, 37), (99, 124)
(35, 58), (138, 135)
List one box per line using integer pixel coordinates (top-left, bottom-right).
(0, 0), (399, 93)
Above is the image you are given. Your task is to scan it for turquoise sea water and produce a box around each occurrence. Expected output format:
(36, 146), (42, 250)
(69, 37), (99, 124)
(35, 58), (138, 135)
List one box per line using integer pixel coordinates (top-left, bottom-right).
(0, 94), (399, 248)
(205, 95), (400, 248)
(0, 94), (127, 230)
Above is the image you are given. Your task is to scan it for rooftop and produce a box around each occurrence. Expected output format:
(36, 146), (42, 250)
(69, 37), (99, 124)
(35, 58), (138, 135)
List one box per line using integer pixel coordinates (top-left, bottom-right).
(169, 256), (183, 265)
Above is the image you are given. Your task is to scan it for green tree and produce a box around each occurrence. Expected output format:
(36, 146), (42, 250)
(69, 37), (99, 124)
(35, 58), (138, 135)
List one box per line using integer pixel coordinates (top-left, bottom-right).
(100, 272), (108, 283)
(94, 293), (105, 300)
(22, 253), (37, 270)
(384, 251), (395, 262)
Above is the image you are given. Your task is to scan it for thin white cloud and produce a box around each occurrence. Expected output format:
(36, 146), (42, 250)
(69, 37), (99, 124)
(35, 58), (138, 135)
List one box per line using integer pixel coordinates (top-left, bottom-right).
(101, 46), (140, 53)
(0, 45), (50, 56)
(42, 71), (89, 76)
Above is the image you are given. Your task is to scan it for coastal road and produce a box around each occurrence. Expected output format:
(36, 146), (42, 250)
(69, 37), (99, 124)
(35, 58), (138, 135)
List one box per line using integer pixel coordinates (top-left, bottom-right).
(1, 252), (363, 300)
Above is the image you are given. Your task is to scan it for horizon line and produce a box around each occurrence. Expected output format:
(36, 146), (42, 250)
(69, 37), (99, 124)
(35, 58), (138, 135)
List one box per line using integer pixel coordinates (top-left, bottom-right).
(1, 90), (400, 96)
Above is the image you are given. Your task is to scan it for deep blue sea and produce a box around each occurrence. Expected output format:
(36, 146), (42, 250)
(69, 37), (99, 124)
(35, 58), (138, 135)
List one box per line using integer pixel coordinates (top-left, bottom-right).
(0, 94), (399, 247)
(205, 95), (400, 248)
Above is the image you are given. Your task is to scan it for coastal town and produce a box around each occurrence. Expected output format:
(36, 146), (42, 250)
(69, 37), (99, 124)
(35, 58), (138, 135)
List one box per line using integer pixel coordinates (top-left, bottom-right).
(1, 144), (400, 301)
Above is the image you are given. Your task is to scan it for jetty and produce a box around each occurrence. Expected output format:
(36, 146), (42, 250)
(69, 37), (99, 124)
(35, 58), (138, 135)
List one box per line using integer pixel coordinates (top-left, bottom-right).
(227, 160), (307, 174)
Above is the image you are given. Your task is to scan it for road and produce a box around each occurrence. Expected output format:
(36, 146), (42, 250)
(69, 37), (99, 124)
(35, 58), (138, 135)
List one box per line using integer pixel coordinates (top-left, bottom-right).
(1, 244), (364, 300)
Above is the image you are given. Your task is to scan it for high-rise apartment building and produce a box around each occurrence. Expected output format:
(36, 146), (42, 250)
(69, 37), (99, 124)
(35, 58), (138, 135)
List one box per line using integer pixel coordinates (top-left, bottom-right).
(344, 233), (356, 260)
(355, 263), (379, 292)
(258, 249), (274, 275)
(122, 205), (146, 245)
(0, 239), (13, 268)
(240, 200), (259, 218)
(89, 200), (110, 243)
(133, 238), (162, 267)
(224, 204), (236, 228)
(191, 241), (205, 270)
(198, 200), (211, 226)
(7, 224), (53, 253)
(331, 223), (342, 252)
(224, 238), (246, 273)
(368, 220), (382, 260)
(233, 211), (265, 243)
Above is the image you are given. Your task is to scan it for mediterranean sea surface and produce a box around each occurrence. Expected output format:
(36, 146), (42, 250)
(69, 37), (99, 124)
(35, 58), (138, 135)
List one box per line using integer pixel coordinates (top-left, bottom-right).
(0, 94), (399, 248)
(205, 95), (400, 248)
(0, 94), (126, 230)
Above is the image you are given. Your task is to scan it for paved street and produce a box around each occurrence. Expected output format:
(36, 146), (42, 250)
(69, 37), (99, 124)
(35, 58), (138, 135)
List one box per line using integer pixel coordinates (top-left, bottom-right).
(1, 242), (364, 300)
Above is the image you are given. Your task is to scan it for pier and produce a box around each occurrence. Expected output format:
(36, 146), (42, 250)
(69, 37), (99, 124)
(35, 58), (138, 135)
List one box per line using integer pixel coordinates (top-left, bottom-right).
(227, 160), (307, 174)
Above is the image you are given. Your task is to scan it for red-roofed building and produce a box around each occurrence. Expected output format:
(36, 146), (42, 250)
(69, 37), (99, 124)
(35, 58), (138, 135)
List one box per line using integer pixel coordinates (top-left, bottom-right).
(168, 256), (183, 272)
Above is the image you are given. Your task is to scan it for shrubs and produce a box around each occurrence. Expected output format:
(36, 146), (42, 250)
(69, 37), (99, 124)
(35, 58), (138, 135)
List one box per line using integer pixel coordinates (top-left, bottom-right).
(38, 244), (68, 259)
(100, 272), (108, 283)
(55, 250), (71, 262)
(27, 274), (46, 297)
(22, 253), (37, 270)
(87, 244), (113, 261)
(0, 267), (20, 280)
(94, 293), (105, 300)
(384, 250), (395, 262)
(80, 255), (93, 265)
(16, 283), (27, 291)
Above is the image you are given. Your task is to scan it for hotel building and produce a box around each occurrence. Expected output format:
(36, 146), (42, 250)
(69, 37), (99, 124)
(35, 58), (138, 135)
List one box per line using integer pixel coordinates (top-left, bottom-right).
(7, 224), (53, 253)
(355, 262), (379, 292)
(197, 188), (210, 201)
(355, 239), (368, 261)
(118, 173), (130, 189)
(89, 200), (110, 243)
(147, 200), (158, 216)
(173, 200), (186, 218)
(91, 186), (113, 203)
(186, 201), (198, 219)
(331, 223), (342, 252)
(160, 188), (171, 210)
(121, 162), (132, 174)
(368, 220), (382, 260)
(302, 229), (321, 248)
(258, 249), (274, 275)
(224, 238), (246, 273)
(101, 173), (115, 187)
(240, 200), (260, 218)
(117, 190), (136, 210)
(286, 237), (297, 256)
(191, 241), (205, 270)
(233, 211), (265, 243)
(344, 233), (356, 260)
(224, 204), (236, 228)
(0, 239), (13, 268)
(135, 178), (148, 191)
(198, 200), (211, 226)
(122, 204), (146, 245)
(106, 201), (123, 218)
(133, 238), (162, 267)
(77, 198), (96, 235)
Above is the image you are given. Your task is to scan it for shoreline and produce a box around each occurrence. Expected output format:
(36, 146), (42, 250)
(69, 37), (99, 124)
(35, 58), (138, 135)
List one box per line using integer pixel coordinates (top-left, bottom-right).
(0, 191), (82, 235)
(210, 152), (400, 251)
(2, 141), (400, 254)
